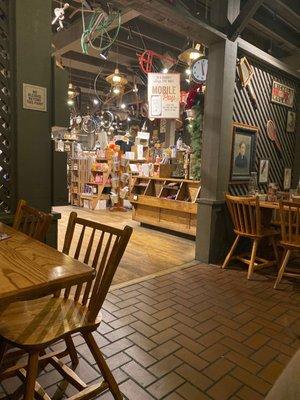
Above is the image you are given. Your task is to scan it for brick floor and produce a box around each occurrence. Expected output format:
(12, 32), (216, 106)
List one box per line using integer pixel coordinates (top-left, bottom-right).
(1, 264), (300, 399)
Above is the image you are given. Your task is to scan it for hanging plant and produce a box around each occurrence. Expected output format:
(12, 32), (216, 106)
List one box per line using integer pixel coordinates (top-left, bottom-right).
(187, 89), (204, 180)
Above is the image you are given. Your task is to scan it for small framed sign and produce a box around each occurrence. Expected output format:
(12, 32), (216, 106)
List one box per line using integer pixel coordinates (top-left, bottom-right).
(271, 81), (294, 108)
(23, 83), (47, 112)
(284, 168), (292, 190)
(259, 159), (269, 184)
(287, 111), (296, 133)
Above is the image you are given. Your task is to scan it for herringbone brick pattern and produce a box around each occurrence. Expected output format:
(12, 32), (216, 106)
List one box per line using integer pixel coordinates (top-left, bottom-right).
(1, 264), (300, 399)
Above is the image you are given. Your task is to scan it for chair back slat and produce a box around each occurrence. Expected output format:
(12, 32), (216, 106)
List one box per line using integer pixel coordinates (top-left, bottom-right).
(62, 212), (133, 320)
(225, 194), (261, 236)
(279, 201), (300, 245)
(13, 199), (52, 242)
(74, 226), (86, 260)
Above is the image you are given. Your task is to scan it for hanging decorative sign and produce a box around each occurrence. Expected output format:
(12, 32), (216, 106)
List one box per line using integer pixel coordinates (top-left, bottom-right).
(148, 73), (180, 119)
(23, 83), (47, 112)
(271, 81), (294, 108)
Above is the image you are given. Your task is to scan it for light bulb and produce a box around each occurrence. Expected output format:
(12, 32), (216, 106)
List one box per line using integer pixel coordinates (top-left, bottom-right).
(67, 99), (74, 106)
(93, 99), (99, 105)
(120, 103), (126, 109)
(162, 68), (168, 74)
(112, 75), (121, 83)
(185, 68), (191, 75)
(127, 117), (131, 122)
(113, 87), (120, 95)
(189, 50), (200, 60)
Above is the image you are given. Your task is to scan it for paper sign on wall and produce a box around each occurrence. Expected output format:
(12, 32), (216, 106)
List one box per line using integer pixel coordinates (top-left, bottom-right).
(23, 83), (47, 112)
(148, 73), (180, 119)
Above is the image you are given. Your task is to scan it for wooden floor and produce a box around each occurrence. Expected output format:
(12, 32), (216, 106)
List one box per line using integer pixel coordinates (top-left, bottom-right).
(54, 206), (195, 285)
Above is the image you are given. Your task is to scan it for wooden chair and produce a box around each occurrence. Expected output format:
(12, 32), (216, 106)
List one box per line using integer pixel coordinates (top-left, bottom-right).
(222, 194), (279, 279)
(13, 199), (52, 242)
(0, 212), (133, 400)
(274, 201), (300, 289)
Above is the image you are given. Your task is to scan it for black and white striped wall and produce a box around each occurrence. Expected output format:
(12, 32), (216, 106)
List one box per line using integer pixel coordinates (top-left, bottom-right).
(230, 55), (299, 195)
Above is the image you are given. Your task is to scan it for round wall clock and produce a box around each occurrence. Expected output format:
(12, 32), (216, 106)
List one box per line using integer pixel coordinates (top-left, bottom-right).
(191, 58), (208, 83)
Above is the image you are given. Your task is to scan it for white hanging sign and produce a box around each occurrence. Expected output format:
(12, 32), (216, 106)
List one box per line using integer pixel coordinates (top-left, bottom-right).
(23, 83), (47, 112)
(148, 73), (180, 119)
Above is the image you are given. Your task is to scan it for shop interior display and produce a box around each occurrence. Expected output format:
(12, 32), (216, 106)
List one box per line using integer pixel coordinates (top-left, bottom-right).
(51, 0), (298, 237)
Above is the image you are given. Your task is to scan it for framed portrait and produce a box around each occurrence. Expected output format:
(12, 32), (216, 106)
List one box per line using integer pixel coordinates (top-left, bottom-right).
(284, 168), (292, 190)
(259, 159), (269, 184)
(230, 122), (258, 182)
(286, 111), (296, 133)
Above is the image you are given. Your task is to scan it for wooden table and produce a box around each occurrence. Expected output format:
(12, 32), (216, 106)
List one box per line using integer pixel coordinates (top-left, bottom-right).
(0, 223), (94, 305)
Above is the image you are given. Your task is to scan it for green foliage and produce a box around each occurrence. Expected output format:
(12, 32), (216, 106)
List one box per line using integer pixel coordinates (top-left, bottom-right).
(189, 106), (203, 180)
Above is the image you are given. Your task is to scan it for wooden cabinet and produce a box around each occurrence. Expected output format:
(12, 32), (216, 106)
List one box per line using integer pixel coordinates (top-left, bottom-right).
(129, 177), (201, 236)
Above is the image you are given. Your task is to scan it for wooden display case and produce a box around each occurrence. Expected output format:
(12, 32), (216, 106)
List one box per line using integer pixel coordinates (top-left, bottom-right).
(129, 177), (201, 236)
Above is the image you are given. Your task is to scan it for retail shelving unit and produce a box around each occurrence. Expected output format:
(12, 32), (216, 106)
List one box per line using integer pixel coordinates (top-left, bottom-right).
(129, 177), (201, 236)
(80, 160), (112, 210)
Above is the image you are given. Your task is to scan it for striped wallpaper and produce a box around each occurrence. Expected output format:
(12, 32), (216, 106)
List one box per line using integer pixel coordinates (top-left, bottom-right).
(230, 56), (298, 195)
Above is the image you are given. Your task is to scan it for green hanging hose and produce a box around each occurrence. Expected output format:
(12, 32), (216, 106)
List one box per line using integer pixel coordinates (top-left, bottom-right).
(81, 9), (121, 55)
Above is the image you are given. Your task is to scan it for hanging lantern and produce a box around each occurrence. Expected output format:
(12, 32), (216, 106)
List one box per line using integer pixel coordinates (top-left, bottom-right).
(105, 68), (128, 96)
(178, 44), (205, 65)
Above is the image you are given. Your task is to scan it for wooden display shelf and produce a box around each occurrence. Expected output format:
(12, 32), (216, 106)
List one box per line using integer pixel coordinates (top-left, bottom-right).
(129, 177), (201, 237)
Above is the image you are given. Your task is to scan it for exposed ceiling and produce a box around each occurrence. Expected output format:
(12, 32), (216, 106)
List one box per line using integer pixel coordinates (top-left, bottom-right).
(52, 0), (300, 107)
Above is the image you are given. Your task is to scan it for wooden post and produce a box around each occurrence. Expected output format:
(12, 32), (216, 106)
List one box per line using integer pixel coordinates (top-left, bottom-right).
(195, 0), (240, 264)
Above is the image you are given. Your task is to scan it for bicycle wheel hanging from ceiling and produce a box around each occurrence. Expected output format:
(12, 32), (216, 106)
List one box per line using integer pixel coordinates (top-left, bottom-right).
(81, 6), (121, 55)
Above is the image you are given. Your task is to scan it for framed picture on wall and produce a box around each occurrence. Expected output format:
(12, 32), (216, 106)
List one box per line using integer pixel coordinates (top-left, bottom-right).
(271, 81), (294, 108)
(287, 111), (296, 133)
(259, 159), (269, 184)
(230, 122), (258, 182)
(284, 168), (292, 190)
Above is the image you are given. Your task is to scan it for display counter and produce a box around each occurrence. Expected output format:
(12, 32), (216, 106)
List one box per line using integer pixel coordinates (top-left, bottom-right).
(129, 176), (201, 236)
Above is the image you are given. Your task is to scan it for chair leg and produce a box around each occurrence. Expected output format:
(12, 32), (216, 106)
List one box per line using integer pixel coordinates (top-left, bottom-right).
(65, 334), (79, 367)
(222, 235), (240, 269)
(24, 351), (39, 400)
(0, 340), (7, 370)
(270, 236), (279, 266)
(247, 239), (258, 280)
(274, 250), (291, 289)
(84, 332), (123, 400)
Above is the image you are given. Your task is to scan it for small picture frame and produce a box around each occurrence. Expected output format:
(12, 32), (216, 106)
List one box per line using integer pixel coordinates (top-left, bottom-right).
(284, 168), (292, 190)
(287, 111), (296, 133)
(230, 122), (258, 182)
(259, 159), (269, 184)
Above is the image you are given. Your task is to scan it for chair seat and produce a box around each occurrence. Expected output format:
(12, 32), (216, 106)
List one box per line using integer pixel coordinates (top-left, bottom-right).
(234, 227), (278, 238)
(0, 297), (101, 348)
(280, 240), (300, 249)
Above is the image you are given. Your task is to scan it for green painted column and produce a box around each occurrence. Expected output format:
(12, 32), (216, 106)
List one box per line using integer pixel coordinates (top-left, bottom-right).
(13, 0), (52, 212)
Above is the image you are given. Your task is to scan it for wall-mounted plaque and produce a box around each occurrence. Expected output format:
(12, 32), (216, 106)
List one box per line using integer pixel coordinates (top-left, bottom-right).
(23, 83), (47, 112)
(271, 81), (294, 108)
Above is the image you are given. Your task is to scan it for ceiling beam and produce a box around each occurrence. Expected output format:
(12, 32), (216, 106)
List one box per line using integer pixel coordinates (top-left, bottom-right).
(53, 7), (140, 54)
(238, 37), (300, 79)
(249, 6), (300, 51)
(113, 0), (226, 46)
(228, 0), (264, 41)
(263, 0), (300, 32)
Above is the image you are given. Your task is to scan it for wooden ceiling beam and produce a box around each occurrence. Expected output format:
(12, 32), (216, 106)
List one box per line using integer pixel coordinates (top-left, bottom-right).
(53, 7), (140, 54)
(228, 0), (264, 41)
(113, 0), (226, 46)
(263, 0), (300, 32)
(238, 38), (300, 78)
